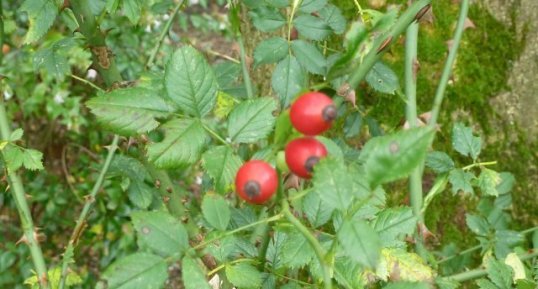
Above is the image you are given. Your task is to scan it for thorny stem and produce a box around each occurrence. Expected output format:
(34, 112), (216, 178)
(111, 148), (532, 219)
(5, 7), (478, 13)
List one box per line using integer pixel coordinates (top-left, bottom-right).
(404, 14), (427, 256)
(347, 0), (432, 89)
(0, 100), (50, 288)
(429, 0), (469, 127)
(145, 0), (186, 68)
(447, 250), (538, 282)
(282, 200), (332, 289)
(58, 135), (120, 289)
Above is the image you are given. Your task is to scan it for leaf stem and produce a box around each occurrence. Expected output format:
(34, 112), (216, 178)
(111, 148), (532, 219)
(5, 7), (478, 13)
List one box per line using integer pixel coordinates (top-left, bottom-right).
(0, 100), (50, 288)
(461, 161), (497, 171)
(145, 0), (186, 68)
(428, 0), (469, 127)
(206, 258), (256, 276)
(282, 200), (332, 289)
(347, 0), (432, 89)
(438, 226), (538, 264)
(58, 135), (119, 289)
(447, 250), (538, 282)
(70, 74), (104, 92)
(193, 214), (283, 250)
(201, 122), (229, 146)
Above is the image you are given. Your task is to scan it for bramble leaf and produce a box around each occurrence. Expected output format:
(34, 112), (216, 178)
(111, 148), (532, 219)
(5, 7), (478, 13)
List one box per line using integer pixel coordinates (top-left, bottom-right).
(452, 123), (481, 160)
(293, 15), (332, 41)
(21, 0), (59, 43)
(103, 253), (168, 289)
(87, 87), (174, 136)
(202, 194), (231, 231)
(227, 98), (277, 143)
(338, 219), (381, 268)
(202, 146), (242, 193)
(359, 127), (434, 188)
(226, 263), (262, 289)
(165, 46), (218, 117)
(366, 61), (400, 95)
(272, 55), (306, 107)
(291, 40), (326, 75)
(147, 118), (208, 168)
(254, 37), (289, 66)
(372, 207), (417, 247)
(131, 211), (189, 257)
(182, 256), (211, 289)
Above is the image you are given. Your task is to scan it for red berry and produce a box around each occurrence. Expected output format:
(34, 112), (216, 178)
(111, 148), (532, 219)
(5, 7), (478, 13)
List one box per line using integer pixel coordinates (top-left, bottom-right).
(290, 91), (337, 136)
(285, 137), (328, 179)
(235, 160), (278, 204)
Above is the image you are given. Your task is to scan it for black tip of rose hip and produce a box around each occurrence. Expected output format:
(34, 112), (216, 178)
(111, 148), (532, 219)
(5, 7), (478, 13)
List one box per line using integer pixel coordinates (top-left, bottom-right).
(244, 180), (261, 199)
(304, 156), (320, 173)
(322, 105), (337, 122)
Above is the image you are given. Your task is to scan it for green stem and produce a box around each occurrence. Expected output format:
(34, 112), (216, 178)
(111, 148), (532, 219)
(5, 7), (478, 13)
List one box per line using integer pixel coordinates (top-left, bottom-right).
(0, 0), (4, 66)
(0, 101), (50, 288)
(145, 0), (186, 68)
(142, 160), (185, 217)
(58, 135), (120, 289)
(438, 226), (538, 264)
(70, 74), (104, 92)
(201, 122), (229, 146)
(282, 200), (332, 289)
(287, 0), (303, 42)
(347, 0), (432, 89)
(404, 16), (426, 256)
(193, 214), (283, 250)
(447, 250), (538, 282)
(428, 0), (469, 127)
(462, 161), (497, 171)
(237, 36), (254, 98)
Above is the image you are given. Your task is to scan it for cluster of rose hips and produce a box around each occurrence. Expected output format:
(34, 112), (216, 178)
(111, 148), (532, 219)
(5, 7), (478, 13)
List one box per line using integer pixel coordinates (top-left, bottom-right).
(235, 92), (336, 204)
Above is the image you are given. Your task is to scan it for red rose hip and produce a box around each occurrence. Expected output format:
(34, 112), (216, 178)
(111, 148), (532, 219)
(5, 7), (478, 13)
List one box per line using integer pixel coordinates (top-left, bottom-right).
(235, 160), (278, 204)
(285, 137), (328, 179)
(290, 91), (337, 136)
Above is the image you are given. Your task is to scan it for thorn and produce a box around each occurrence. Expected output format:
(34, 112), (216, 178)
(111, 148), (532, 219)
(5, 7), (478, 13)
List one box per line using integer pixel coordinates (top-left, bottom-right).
(376, 36), (393, 54)
(414, 4), (432, 22)
(166, 187), (172, 194)
(154, 179), (161, 189)
(163, 196), (170, 203)
(16, 234), (29, 245)
(83, 194), (95, 203)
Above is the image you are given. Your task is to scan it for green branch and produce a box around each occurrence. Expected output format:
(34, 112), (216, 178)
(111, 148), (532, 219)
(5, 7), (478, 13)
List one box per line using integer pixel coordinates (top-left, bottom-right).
(0, 100), (50, 288)
(58, 135), (119, 289)
(145, 0), (186, 68)
(447, 250), (538, 282)
(347, 0), (432, 89)
(428, 0), (469, 127)
(282, 200), (332, 289)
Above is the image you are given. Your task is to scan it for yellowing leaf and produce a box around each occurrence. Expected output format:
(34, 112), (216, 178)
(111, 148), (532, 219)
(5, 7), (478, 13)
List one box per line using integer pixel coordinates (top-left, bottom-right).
(24, 267), (82, 289)
(215, 91), (236, 119)
(364, 248), (435, 283)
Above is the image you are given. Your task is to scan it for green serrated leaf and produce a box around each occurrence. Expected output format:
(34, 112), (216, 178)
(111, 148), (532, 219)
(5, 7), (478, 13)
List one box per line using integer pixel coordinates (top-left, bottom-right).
(131, 211), (189, 257)
(226, 262), (262, 289)
(103, 253), (168, 289)
(426, 151), (455, 174)
(127, 181), (155, 209)
(280, 232), (315, 268)
(21, 0), (59, 43)
(293, 14), (332, 41)
(479, 168), (501, 197)
(272, 55), (306, 107)
(33, 37), (75, 80)
(338, 219), (381, 268)
(359, 127), (434, 188)
(290, 40), (326, 75)
(87, 87), (173, 136)
(24, 267), (82, 289)
(165, 46), (218, 117)
(303, 191), (334, 228)
(206, 236), (237, 263)
(9, 129), (24, 142)
(108, 154), (150, 181)
(449, 169), (475, 195)
(254, 37), (289, 66)
(476, 279), (499, 289)
(299, 0), (327, 13)
(123, 0), (142, 24)
(202, 146), (242, 193)
(313, 158), (355, 211)
(486, 259), (513, 289)
(344, 112), (362, 138)
(147, 118), (208, 169)
(202, 194), (231, 231)
(182, 256), (211, 289)
(452, 123), (482, 160)
(228, 98), (277, 143)
(365, 61), (400, 94)
(466, 214), (490, 236)
(372, 207), (417, 247)
(319, 4), (346, 34)
(249, 6), (286, 32)
(21, 148), (44, 171)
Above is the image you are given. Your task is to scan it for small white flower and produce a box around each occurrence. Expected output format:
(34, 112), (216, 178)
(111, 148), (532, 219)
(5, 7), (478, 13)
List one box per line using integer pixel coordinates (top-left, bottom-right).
(145, 24), (152, 33)
(153, 20), (162, 29)
(195, 176), (202, 185)
(189, 0), (199, 4)
(54, 91), (68, 104)
(163, 14), (170, 20)
(3, 90), (12, 100)
(86, 69), (97, 80)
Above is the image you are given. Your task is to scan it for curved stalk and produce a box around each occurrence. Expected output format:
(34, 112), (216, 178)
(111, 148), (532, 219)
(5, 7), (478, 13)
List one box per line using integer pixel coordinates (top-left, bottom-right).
(282, 200), (332, 289)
